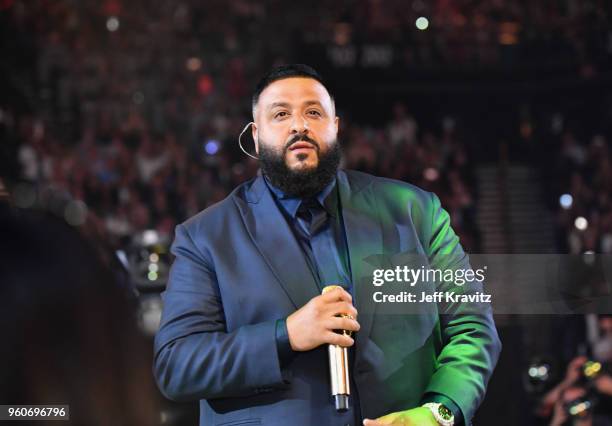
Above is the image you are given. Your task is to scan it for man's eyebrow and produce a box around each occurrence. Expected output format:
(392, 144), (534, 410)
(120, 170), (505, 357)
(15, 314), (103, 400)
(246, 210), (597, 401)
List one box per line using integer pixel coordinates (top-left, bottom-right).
(303, 100), (323, 107)
(268, 102), (291, 110)
(267, 100), (325, 110)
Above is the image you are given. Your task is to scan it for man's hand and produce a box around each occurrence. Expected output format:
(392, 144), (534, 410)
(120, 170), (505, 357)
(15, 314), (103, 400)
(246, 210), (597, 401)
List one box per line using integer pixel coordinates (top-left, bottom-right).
(363, 407), (438, 426)
(286, 287), (359, 351)
(549, 399), (568, 426)
(595, 374), (612, 396)
(562, 356), (587, 387)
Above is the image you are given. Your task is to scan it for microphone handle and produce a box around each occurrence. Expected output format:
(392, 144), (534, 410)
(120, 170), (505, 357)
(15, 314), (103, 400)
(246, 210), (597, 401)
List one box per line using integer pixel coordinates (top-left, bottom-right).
(329, 343), (350, 411)
(322, 285), (352, 412)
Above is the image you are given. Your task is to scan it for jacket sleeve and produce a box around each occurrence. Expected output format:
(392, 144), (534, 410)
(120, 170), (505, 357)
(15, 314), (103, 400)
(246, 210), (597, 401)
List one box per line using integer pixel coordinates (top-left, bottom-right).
(153, 223), (287, 402)
(422, 193), (502, 423)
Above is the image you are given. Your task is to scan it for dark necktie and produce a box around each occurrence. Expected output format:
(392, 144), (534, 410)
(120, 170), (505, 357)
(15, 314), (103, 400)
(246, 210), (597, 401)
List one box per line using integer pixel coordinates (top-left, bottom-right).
(296, 199), (327, 238)
(296, 198), (358, 423)
(296, 199), (344, 288)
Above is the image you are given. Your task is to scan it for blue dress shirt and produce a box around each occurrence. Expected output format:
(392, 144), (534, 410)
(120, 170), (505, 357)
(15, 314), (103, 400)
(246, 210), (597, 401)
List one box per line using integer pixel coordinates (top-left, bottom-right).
(265, 176), (352, 291)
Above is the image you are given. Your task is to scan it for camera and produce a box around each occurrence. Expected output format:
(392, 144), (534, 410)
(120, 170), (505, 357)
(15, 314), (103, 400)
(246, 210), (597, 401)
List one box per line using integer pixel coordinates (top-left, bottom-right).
(581, 360), (603, 381)
(563, 360), (608, 419)
(565, 395), (594, 419)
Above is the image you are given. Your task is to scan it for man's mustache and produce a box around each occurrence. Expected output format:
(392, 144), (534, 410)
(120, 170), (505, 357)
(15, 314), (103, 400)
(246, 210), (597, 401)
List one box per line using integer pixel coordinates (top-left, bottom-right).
(284, 135), (319, 151)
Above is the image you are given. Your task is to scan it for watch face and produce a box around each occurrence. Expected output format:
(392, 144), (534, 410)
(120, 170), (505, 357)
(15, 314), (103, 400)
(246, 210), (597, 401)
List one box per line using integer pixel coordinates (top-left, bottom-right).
(438, 405), (453, 420)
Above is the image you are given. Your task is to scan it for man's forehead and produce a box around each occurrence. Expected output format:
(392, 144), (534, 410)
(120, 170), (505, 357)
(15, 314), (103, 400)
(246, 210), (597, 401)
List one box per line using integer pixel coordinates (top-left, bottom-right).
(259, 77), (333, 108)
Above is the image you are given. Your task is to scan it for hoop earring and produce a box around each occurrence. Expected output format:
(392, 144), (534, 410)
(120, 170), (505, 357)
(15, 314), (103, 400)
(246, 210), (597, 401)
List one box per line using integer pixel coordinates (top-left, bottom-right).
(238, 122), (259, 160)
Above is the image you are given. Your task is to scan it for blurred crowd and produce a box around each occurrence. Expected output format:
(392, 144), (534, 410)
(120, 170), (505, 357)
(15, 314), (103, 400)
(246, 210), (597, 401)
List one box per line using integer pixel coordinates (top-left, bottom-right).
(534, 315), (612, 426)
(551, 130), (612, 254)
(5, 101), (479, 252)
(1, 0), (611, 256)
(516, 102), (612, 255)
(306, 0), (611, 69)
(1, 0), (480, 253)
(0, 2), (609, 268)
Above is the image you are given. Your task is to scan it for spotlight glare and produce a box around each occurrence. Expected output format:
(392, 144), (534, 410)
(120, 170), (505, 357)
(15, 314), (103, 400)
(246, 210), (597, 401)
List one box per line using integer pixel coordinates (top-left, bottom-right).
(574, 216), (588, 231)
(416, 17), (429, 30)
(423, 167), (439, 181)
(559, 194), (573, 209)
(205, 139), (220, 155)
(143, 230), (159, 246)
(186, 57), (202, 72)
(106, 16), (120, 32)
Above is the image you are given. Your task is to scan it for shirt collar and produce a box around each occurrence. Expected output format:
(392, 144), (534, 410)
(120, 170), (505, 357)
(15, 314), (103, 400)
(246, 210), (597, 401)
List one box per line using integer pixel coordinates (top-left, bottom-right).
(264, 174), (338, 219)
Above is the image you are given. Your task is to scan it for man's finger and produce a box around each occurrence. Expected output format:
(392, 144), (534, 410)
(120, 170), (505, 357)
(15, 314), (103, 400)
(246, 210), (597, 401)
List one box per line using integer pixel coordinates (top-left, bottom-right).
(363, 419), (387, 426)
(326, 316), (360, 333)
(326, 301), (358, 319)
(321, 286), (352, 303)
(325, 331), (354, 347)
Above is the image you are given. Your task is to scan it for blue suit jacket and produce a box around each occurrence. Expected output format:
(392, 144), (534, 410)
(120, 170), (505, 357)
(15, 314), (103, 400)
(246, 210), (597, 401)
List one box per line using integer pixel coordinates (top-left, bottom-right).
(153, 170), (501, 426)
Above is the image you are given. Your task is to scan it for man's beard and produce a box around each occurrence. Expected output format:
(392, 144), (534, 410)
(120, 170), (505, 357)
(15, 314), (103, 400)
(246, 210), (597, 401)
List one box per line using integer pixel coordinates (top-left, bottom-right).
(258, 136), (341, 198)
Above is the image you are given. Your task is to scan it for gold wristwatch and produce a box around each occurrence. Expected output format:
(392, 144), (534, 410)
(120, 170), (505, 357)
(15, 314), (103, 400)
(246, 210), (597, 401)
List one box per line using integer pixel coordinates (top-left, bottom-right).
(422, 402), (455, 426)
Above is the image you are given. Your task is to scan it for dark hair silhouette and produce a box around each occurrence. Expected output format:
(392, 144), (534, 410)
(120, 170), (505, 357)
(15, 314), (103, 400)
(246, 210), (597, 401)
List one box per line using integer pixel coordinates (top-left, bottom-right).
(252, 63), (333, 110)
(0, 205), (158, 424)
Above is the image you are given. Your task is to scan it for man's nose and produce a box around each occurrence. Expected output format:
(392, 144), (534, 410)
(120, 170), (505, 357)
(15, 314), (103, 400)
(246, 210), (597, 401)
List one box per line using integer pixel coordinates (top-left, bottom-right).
(290, 116), (309, 134)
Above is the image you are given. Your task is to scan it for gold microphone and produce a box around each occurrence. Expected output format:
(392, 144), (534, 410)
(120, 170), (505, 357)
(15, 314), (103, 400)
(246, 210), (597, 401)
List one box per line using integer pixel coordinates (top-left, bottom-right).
(322, 285), (352, 412)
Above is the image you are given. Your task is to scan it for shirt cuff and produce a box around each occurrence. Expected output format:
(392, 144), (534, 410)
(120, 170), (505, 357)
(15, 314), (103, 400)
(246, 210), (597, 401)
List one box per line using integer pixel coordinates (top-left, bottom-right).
(275, 319), (297, 369)
(421, 393), (464, 425)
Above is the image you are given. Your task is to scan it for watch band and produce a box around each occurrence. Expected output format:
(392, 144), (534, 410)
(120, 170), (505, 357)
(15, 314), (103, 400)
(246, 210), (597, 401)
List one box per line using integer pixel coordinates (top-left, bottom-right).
(422, 402), (455, 426)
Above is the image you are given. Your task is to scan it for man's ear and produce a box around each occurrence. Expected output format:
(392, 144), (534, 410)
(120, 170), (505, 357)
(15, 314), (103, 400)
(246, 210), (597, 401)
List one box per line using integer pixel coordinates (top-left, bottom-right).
(251, 123), (259, 153)
(334, 116), (339, 134)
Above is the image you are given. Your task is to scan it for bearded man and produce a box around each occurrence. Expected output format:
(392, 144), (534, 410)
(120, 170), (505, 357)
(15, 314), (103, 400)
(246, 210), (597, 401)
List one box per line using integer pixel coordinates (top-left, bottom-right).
(154, 64), (501, 426)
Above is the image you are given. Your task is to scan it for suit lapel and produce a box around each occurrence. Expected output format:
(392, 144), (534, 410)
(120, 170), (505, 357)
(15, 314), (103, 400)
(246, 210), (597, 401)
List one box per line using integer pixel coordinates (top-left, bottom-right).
(234, 175), (319, 309)
(337, 171), (383, 347)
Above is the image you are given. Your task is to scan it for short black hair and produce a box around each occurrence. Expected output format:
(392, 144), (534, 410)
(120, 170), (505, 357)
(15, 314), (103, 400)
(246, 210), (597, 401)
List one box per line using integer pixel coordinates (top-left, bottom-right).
(251, 64), (334, 112)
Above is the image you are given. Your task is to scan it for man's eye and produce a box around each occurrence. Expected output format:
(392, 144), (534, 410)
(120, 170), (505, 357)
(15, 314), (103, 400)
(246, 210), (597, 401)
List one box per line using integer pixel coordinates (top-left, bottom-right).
(308, 110), (322, 116)
(274, 111), (288, 118)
